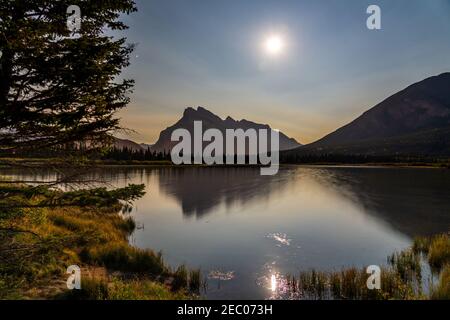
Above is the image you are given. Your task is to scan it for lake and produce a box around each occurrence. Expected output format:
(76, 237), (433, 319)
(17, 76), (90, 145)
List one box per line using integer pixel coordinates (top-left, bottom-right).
(2, 165), (449, 299)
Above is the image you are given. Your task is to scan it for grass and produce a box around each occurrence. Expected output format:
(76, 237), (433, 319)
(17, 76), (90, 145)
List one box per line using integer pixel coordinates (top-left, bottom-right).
(172, 265), (188, 292)
(288, 233), (449, 300)
(296, 267), (408, 300)
(170, 265), (203, 294)
(189, 269), (202, 294)
(428, 235), (450, 270)
(388, 249), (422, 283)
(64, 277), (190, 300)
(413, 233), (450, 271)
(0, 183), (199, 300)
(1, 181), (447, 300)
(294, 267), (422, 300)
(430, 264), (450, 300)
(80, 244), (167, 275)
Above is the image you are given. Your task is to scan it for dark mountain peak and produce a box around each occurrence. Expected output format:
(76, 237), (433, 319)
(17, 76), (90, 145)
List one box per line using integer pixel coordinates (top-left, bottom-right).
(183, 107), (196, 117)
(290, 72), (450, 157)
(150, 107), (301, 152)
(182, 106), (223, 123)
(197, 106), (209, 113)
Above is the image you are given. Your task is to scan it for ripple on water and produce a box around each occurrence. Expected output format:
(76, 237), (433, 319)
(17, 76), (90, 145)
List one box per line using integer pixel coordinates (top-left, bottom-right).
(207, 270), (235, 281)
(266, 232), (292, 246)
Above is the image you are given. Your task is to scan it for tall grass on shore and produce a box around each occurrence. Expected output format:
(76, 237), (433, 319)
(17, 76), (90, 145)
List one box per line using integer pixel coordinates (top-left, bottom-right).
(0, 183), (201, 299)
(188, 269), (203, 294)
(292, 266), (420, 300)
(81, 244), (167, 275)
(171, 265), (204, 294)
(65, 277), (190, 300)
(430, 264), (450, 299)
(286, 233), (449, 300)
(413, 233), (450, 271)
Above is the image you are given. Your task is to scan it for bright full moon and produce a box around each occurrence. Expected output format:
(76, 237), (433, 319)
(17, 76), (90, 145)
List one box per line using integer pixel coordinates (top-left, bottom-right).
(264, 35), (284, 56)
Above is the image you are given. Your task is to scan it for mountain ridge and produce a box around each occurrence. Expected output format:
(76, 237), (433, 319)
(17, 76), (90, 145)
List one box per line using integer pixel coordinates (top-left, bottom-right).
(115, 72), (450, 159)
(286, 72), (450, 158)
(148, 106), (301, 153)
(114, 107), (301, 152)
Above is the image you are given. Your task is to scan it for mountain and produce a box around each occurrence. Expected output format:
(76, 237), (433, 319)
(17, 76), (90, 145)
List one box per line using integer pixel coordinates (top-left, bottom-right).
(113, 138), (145, 151)
(287, 72), (450, 157)
(150, 106), (301, 153)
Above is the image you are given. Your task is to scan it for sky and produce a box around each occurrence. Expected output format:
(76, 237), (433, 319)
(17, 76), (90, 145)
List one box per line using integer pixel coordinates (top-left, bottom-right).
(115, 0), (450, 144)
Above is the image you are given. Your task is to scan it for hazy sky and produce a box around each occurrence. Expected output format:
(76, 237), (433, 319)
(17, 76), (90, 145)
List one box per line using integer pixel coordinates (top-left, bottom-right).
(116, 0), (450, 144)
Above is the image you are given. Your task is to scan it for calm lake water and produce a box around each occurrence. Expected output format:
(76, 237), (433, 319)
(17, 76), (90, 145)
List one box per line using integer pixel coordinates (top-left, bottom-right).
(2, 165), (450, 299)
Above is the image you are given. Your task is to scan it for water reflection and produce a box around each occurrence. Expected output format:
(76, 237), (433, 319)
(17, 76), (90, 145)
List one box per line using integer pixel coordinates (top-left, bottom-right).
(156, 167), (297, 218)
(271, 274), (277, 292)
(154, 166), (450, 236)
(315, 167), (450, 237)
(2, 165), (450, 299)
(2, 165), (449, 238)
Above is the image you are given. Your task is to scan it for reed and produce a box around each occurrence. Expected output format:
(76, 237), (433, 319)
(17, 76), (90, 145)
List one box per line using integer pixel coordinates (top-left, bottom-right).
(413, 233), (449, 272)
(172, 265), (188, 291)
(428, 234), (450, 271)
(293, 266), (418, 300)
(189, 269), (202, 294)
(387, 249), (421, 284)
(430, 264), (450, 299)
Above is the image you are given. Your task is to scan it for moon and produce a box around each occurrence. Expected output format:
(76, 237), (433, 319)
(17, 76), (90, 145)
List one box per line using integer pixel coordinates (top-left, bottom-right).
(264, 35), (285, 56)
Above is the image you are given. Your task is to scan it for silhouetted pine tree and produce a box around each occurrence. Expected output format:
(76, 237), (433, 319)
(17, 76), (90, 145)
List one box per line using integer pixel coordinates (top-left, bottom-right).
(0, 0), (137, 153)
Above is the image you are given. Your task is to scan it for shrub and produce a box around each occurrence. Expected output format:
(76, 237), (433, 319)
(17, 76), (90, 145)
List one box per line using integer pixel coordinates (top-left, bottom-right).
(81, 244), (167, 275)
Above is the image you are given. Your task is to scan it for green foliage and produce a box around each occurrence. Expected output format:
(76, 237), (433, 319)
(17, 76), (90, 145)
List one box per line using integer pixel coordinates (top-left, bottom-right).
(0, 184), (145, 212)
(0, 0), (137, 153)
(103, 147), (171, 162)
(47, 184), (146, 207)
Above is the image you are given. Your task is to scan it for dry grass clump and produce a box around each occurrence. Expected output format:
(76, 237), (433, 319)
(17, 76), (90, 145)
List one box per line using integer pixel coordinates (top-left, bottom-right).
(0, 184), (201, 299)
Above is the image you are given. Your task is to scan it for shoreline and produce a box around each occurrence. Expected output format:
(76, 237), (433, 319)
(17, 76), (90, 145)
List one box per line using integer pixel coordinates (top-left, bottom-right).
(0, 158), (449, 170)
(0, 183), (200, 300)
(1, 170), (448, 300)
